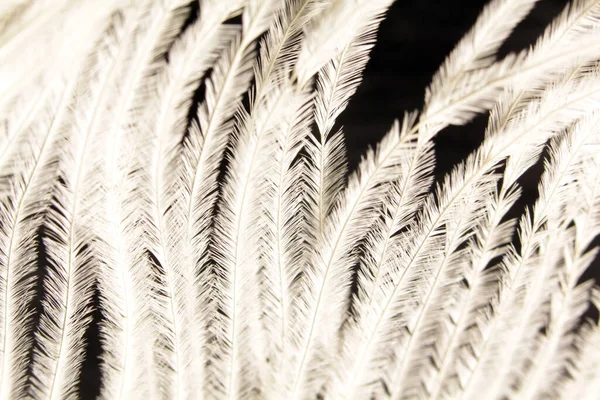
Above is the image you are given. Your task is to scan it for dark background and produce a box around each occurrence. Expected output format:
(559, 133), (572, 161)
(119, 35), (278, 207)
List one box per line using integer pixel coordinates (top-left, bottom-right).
(341, 0), (566, 174)
(76, 0), (588, 397)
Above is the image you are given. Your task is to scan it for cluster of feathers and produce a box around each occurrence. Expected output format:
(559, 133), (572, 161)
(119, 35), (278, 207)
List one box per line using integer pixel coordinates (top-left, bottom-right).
(1, 0), (600, 398)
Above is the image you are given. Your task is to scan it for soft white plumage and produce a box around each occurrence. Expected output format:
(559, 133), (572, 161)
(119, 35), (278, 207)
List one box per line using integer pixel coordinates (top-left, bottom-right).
(0, 0), (599, 399)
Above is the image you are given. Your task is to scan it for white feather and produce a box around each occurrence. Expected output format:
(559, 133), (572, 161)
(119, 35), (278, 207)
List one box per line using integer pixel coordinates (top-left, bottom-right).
(29, 13), (137, 398)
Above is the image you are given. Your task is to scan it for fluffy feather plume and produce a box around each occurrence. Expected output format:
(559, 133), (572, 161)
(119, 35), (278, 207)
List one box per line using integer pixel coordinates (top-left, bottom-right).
(92, 1), (190, 397)
(0, 79), (79, 399)
(131, 1), (244, 396)
(28, 12), (138, 399)
(563, 288), (600, 400)
(256, 87), (314, 395)
(422, 0), (600, 133)
(172, 1), (280, 397)
(205, 1), (330, 396)
(1, 0), (600, 399)
(294, 0), (395, 85)
(468, 111), (600, 400)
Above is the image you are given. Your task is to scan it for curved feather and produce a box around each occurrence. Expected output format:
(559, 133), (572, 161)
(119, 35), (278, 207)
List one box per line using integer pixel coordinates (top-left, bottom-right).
(476, 113), (600, 400)
(29, 13), (138, 399)
(175, 2), (280, 395)
(0, 78), (79, 399)
(93, 1), (190, 397)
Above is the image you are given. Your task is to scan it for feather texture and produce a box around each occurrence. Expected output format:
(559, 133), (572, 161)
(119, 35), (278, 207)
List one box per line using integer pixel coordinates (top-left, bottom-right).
(0, 80), (75, 399)
(29, 13), (137, 398)
(1, 0), (600, 399)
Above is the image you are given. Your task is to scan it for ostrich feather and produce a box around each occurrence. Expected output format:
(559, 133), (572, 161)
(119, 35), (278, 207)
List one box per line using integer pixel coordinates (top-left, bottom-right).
(457, 91), (600, 400)
(334, 62), (600, 399)
(2, 0), (600, 399)
(421, 0), (600, 133)
(471, 113), (600, 400)
(172, 1), (280, 396)
(563, 288), (600, 400)
(203, 1), (334, 396)
(331, 140), (436, 399)
(290, 116), (422, 400)
(424, 0), (539, 126)
(519, 128), (600, 398)
(92, 1), (191, 397)
(304, 0), (386, 242)
(0, 1), (116, 128)
(0, 88), (50, 180)
(256, 87), (313, 395)
(425, 186), (520, 400)
(312, 7), (593, 360)
(131, 14), (241, 400)
(0, 0), (129, 115)
(294, 0), (395, 86)
(178, 0), (278, 337)
(210, 83), (297, 398)
(0, 79), (79, 399)
(29, 13), (138, 399)
(298, 3), (600, 390)
(249, 0), (328, 105)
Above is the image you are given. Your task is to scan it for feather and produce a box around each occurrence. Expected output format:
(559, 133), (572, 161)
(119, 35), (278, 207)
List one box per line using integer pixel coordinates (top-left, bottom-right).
(446, 117), (598, 400)
(473, 113), (600, 400)
(203, 2), (327, 396)
(294, 7), (394, 396)
(210, 83), (295, 397)
(1, 1), (600, 398)
(0, 88), (50, 181)
(250, 0), (328, 104)
(426, 187), (520, 400)
(331, 140), (436, 399)
(304, 1), (386, 242)
(0, 0), (129, 114)
(562, 288), (600, 400)
(92, 0), (211, 396)
(289, 116), (421, 399)
(424, 0), (539, 125)
(256, 87), (313, 395)
(27, 13), (138, 399)
(336, 63), (600, 399)
(171, 1), (279, 396)
(0, 0), (33, 34)
(321, 6), (594, 392)
(0, 78), (80, 399)
(294, 0), (395, 86)
(93, 1), (185, 397)
(131, 2), (242, 397)
(420, 0), (600, 134)
(458, 118), (598, 399)
(176, 0), (280, 395)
